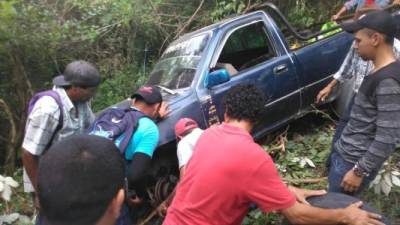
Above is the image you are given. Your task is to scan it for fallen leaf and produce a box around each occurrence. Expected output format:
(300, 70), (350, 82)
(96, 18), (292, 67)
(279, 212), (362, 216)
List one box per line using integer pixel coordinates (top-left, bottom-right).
(4, 176), (18, 188)
(381, 181), (391, 196)
(392, 174), (400, 187)
(305, 157), (316, 168)
(1, 184), (12, 201)
(384, 173), (393, 187)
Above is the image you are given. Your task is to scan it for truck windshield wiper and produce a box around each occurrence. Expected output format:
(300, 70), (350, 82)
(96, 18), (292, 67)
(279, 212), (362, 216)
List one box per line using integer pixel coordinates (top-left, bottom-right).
(156, 85), (177, 95)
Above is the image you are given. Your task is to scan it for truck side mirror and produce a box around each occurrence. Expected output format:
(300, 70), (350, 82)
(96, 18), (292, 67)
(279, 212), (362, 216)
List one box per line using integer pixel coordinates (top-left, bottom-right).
(205, 69), (230, 88)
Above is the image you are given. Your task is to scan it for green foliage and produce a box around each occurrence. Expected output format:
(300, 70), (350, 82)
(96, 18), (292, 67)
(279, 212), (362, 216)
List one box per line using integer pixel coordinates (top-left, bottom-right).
(92, 65), (147, 112)
(5, 1), (399, 223)
(211, 0), (247, 22)
(246, 114), (400, 224)
(243, 209), (280, 225)
(264, 125), (333, 181)
(0, 0), (17, 44)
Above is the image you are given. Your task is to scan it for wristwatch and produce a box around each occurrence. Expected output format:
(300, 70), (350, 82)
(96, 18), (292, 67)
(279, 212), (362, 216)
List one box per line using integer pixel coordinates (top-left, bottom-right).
(353, 163), (370, 177)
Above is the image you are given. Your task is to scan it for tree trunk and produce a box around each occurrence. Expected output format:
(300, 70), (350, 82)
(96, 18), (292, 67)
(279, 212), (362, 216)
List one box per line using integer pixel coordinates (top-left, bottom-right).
(0, 46), (34, 174)
(0, 98), (17, 175)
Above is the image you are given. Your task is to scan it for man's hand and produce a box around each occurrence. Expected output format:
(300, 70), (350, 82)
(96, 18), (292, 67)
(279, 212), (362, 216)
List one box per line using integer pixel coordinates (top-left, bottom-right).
(158, 101), (170, 119)
(316, 85), (333, 104)
(341, 169), (363, 193)
(343, 201), (384, 225)
(288, 186), (326, 205)
(331, 14), (340, 21)
(157, 200), (169, 217)
(316, 79), (338, 104)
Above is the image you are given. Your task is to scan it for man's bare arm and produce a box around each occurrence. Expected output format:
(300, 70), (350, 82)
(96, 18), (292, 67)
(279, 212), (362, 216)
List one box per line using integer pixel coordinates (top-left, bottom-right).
(22, 149), (39, 192)
(282, 201), (384, 225)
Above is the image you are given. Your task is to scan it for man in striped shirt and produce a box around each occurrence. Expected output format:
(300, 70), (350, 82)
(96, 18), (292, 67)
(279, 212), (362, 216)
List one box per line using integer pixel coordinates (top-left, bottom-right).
(332, 0), (391, 21)
(22, 61), (100, 198)
(328, 10), (400, 195)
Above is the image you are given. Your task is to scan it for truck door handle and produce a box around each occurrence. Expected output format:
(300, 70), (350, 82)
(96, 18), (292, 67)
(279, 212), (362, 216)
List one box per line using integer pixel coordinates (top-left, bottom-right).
(273, 64), (288, 75)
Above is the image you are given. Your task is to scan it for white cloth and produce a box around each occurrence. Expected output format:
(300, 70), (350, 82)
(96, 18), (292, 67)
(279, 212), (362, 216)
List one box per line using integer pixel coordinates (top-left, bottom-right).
(22, 86), (95, 192)
(177, 128), (203, 169)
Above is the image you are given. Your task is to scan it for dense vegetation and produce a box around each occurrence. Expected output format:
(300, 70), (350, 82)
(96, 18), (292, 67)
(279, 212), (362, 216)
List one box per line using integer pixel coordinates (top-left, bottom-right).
(0, 0), (342, 173)
(2, 0), (399, 224)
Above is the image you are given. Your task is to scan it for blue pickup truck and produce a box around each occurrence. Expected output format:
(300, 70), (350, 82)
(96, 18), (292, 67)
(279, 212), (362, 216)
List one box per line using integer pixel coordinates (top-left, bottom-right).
(113, 3), (353, 201)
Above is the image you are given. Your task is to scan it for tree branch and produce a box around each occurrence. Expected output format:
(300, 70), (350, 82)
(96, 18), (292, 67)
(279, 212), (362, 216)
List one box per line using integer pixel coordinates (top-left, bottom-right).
(283, 177), (327, 184)
(0, 98), (18, 173)
(0, 98), (17, 146)
(174, 0), (204, 39)
(147, 0), (171, 37)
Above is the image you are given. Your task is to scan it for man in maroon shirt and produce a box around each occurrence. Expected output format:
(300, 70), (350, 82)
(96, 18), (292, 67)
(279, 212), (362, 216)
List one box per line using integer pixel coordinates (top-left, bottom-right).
(163, 85), (384, 225)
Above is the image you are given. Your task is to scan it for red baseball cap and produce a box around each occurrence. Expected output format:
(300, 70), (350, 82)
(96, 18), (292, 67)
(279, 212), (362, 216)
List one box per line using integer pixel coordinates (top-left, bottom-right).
(175, 118), (199, 139)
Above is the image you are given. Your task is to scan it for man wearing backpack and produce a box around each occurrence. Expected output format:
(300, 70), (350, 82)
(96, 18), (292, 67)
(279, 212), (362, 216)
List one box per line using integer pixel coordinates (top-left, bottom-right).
(22, 60), (100, 200)
(94, 86), (168, 224)
(328, 10), (400, 195)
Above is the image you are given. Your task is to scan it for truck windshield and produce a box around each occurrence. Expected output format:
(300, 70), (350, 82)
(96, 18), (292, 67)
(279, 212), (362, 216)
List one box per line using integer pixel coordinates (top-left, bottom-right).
(146, 33), (210, 90)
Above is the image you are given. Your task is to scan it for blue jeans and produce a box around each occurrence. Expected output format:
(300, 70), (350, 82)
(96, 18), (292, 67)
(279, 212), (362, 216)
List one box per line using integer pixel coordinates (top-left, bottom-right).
(328, 151), (378, 196)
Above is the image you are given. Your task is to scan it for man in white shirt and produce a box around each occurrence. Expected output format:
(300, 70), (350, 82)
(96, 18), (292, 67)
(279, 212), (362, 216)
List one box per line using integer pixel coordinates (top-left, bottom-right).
(175, 118), (203, 176)
(157, 118), (203, 216)
(22, 60), (100, 199)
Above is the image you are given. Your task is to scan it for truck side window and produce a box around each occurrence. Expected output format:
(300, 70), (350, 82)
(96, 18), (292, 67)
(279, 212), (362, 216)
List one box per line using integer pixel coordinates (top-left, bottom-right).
(217, 21), (276, 74)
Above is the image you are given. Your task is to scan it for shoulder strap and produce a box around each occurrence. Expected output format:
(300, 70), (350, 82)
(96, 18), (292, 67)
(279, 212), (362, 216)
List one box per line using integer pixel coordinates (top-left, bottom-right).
(28, 90), (64, 150)
(118, 108), (146, 154)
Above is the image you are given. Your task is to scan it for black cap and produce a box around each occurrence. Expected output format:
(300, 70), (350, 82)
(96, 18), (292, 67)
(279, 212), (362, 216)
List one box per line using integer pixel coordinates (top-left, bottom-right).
(340, 10), (397, 37)
(53, 60), (101, 87)
(131, 86), (162, 104)
(38, 135), (125, 225)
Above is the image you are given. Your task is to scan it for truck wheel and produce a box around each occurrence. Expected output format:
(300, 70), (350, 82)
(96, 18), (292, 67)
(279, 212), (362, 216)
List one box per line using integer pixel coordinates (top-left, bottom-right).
(146, 143), (180, 206)
(283, 192), (391, 225)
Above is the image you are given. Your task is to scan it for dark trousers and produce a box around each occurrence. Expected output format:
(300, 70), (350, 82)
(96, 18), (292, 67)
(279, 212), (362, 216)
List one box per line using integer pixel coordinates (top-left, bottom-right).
(328, 151), (378, 196)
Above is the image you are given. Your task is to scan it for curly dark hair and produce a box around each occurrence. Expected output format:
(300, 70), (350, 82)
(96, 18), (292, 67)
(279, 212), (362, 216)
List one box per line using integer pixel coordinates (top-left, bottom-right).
(223, 84), (265, 123)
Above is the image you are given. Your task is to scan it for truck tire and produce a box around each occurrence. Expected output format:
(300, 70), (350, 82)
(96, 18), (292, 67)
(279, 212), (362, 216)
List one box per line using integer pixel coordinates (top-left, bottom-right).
(283, 192), (391, 225)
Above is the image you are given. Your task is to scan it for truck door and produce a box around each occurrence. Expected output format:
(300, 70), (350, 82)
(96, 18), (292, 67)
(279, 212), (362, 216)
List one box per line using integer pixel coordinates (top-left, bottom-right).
(205, 19), (301, 135)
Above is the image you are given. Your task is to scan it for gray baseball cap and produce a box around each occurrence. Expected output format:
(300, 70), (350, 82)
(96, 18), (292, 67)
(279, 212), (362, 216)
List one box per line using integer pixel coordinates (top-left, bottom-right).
(53, 60), (101, 87)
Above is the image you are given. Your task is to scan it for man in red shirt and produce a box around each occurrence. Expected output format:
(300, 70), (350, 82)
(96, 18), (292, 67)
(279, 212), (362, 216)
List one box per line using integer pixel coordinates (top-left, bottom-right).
(163, 85), (384, 225)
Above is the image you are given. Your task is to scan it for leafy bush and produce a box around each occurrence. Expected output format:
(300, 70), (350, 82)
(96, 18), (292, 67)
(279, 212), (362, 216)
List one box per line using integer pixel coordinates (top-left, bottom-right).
(0, 171), (33, 225)
(92, 65), (147, 112)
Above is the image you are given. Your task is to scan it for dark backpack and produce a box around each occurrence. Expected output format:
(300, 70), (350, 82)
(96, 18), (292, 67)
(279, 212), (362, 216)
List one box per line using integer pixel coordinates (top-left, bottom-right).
(27, 90), (64, 149)
(88, 107), (145, 154)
